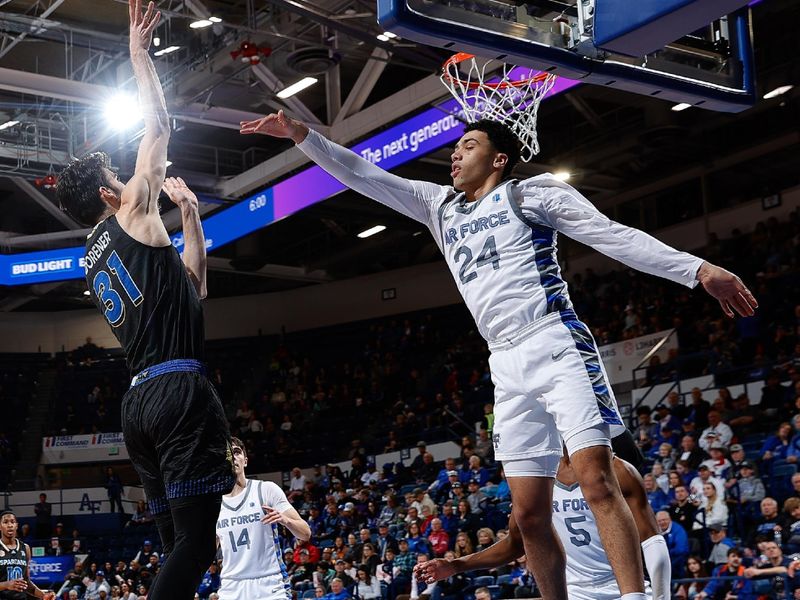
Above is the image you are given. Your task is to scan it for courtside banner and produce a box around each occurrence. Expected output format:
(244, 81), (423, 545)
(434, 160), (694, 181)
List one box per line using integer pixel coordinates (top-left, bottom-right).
(41, 432), (129, 464)
(598, 329), (678, 385)
(1, 75), (577, 286)
(29, 556), (74, 585)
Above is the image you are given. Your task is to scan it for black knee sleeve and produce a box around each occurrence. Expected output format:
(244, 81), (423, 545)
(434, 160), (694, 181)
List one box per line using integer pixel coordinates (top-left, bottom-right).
(611, 428), (645, 469)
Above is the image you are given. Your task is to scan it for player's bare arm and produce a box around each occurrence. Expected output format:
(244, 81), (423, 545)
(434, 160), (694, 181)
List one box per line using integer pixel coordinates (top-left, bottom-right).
(25, 544), (55, 600)
(414, 514), (523, 584)
(261, 504), (311, 541)
(162, 177), (207, 298)
(117, 0), (171, 247)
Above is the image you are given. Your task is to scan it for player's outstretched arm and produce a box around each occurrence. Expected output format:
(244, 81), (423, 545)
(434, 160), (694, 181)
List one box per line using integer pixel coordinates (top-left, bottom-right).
(162, 177), (207, 298)
(616, 460), (671, 600)
(523, 177), (756, 318)
(123, 0), (170, 218)
(262, 504), (312, 541)
(415, 514), (523, 584)
(25, 544), (55, 599)
(240, 110), (446, 226)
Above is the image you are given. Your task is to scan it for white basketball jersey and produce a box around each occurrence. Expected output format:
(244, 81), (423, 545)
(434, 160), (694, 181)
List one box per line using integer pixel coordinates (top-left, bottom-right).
(217, 479), (292, 587)
(436, 180), (574, 342)
(552, 480), (616, 588)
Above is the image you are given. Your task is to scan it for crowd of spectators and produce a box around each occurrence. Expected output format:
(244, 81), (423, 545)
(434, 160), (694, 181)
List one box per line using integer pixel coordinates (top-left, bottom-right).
(14, 209), (799, 599)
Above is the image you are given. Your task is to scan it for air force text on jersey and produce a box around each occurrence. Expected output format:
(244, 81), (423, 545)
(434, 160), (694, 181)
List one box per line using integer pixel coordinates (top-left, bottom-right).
(443, 210), (511, 245)
(217, 511), (263, 529)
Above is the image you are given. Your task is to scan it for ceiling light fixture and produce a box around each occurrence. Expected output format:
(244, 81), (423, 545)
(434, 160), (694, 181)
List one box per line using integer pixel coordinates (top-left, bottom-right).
(190, 19), (213, 29)
(553, 171), (571, 181)
(153, 45), (180, 57)
(384, 31), (397, 39)
(376, 34), (390, 42)
(209, 16), (222, 23)
(357, 225), (386, 239)
(763, 85), (793, 99)
(0, 120), (20, 131)
(671, 102), (692, 112)
(277, 77), (318, 99)
(104, 93), (143, 131)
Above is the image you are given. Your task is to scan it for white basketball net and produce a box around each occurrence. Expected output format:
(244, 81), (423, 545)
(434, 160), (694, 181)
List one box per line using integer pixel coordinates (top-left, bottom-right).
(441, 53), (557, 162)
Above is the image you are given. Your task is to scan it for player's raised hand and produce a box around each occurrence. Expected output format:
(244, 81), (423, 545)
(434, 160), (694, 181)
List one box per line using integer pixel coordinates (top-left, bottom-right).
(162, 177), (198, 210)
(129, 0), (161, 52)
(240, 110), (309, 144)
(261, 505), (289, 526)
(413, 558), (456, 584)
(696, 262), (758, 318)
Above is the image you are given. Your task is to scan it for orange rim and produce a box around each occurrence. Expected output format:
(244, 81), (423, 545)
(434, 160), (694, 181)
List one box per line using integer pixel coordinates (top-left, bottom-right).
(442, 52), (553, 90)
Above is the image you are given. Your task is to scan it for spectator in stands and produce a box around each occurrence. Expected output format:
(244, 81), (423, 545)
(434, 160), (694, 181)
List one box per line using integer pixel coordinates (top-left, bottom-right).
(675, 555), (708, 600)
(86, 570), (112, 600)
(697, 482), (728, 534)
(427, 518), (449, 558)
(139, 555), (159, 583)
(690, 465), (724, 498)
(653, 443), (677, 472)
(687, 388), (711, 430)
(289, 467), (307, 502)
(376, 523), (398, 561)
(127, 500), (153, 527)
(291, 550), (316, 587)
(656, 511), (690, 579)
(405, 522), (431, 556)
(726, 444), (747, 478)
(726, 394), (756, 437)
(726, 461), (765, 535)
(120, 582), (137, 600)
(701, 443), (731, 478)
(761, 421), (794, 464)
(783, 497), (800, 554)
(133, 540), (157, 565)
(744, 540), (792, 598)
(696, 548), (752, 600)
(105, 467), (124, 513)
(644, 473), (670, 512)
(461, 455), (489, 487)
(411, 442), (428, 475)
(474, 429), (493, 463)
(678, 435), (707, 470)
(699, 410), (734, 451)
(415, 454), (438, 486)
(46, 535), (64, 556)
(455, 500), (478, 536)
(707, 523), (735, 565)
(466, 480), (488, 515)
(429, 550), (469, 600)
(354, 566), (381, 600)
(64, 561), (86, 597)
(786, 415), (800, 463)
(655, 404), (682, 435)
(453, 532), (474, 559)
(361, 544), (380, 576)
(321, 577), (351, 600)
(392, 539), (416, 595)
(670, 485), (698, 532)
(635, 407), (659, 453)
(666, 391), (689, 422)
(760, 371), (790, 418)
(197, 563), (220, 600)
(411, 488), (436, 516)
(651, 463), (669, 494)
(750, 497), (789, 547)
(438, 503), (459, 540)
(34, 492), (51, 540)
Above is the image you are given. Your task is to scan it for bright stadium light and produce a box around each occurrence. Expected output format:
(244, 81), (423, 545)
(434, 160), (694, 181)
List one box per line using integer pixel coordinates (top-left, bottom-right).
(154, 45), (180, 57)
(209, 16), (222, 23)
(377, 34), (390, 42)
(358, 225), (386, 239)
(104, 93), (143, 131)
(0, 120), (20, 131)
(763, 85), (793, 99)
(277, 77), (318, 99)
(384, 31), (397, 38)
(671, 102), (692, 112)
(553, 171), (571, 181)
(190, 19), (213, 29)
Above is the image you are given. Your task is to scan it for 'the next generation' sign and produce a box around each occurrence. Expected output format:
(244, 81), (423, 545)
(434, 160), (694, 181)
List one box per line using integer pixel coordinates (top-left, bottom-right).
(1, 74), (578, 286)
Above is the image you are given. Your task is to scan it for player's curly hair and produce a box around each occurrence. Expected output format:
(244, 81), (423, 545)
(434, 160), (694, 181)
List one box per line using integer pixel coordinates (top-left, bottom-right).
(56, 152), (113, 226)
(231, 436), (246, 459)
(463, 119), (522, 179)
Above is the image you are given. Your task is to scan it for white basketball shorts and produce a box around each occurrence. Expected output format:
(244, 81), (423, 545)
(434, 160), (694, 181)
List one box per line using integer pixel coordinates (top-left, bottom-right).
(488, 310), (623, 473)
(218, 575), (292, 600)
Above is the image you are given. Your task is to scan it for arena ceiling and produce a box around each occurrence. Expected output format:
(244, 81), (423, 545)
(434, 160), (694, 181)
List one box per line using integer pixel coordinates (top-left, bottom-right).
(0, 0), (798, 311)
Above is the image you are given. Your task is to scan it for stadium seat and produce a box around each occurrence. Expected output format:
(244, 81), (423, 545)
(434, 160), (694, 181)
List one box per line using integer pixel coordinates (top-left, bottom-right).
(472, 575), (495, 587)
(487, 584), (503, 599)
(496, 574), (513, 586)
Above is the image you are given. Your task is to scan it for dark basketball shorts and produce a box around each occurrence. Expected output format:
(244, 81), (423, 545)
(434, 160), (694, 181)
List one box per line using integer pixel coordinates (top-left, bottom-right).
(122, 371), (235, 514)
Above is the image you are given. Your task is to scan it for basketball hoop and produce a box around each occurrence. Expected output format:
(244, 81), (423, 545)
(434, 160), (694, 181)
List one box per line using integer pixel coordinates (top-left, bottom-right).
(441, 53), (556, 162)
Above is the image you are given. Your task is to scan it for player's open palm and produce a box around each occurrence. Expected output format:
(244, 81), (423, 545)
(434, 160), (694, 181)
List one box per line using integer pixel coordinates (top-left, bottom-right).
(240, 110), (302, 140)
(696, 262), (758, 318)
(162, 177), (198, 210)
(414, 558), (456, 583)
(129, 0), (161, 52)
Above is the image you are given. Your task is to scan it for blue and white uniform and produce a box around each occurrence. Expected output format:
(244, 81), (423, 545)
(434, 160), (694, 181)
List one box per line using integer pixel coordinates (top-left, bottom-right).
(297, 130), (703, 474)
(553, 480), (652, 600)
(216, 479), (292, 600)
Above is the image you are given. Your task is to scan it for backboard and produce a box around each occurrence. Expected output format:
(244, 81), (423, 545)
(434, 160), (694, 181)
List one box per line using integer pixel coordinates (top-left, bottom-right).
(377, 0), (756, 112)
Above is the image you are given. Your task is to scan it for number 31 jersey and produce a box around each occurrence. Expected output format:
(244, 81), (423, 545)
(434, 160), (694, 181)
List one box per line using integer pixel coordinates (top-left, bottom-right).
(217, 479), (292, 583)
(84, 216), (204, 373)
